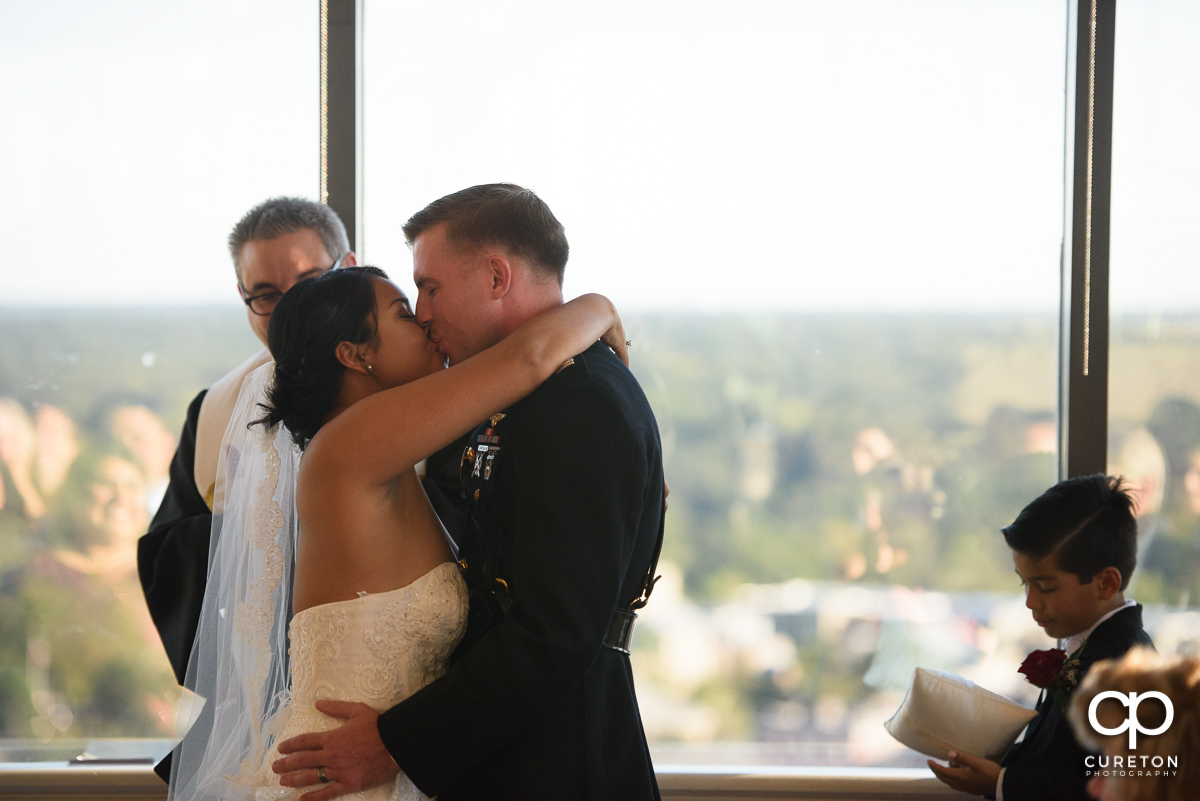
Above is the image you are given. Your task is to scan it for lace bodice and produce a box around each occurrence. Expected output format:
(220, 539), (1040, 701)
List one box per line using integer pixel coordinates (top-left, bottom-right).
(243, 561), (468, 800)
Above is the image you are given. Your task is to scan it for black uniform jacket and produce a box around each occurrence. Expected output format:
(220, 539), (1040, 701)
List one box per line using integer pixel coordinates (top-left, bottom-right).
(379, 342), (665, 801)
(1000, 604), (1154, 801)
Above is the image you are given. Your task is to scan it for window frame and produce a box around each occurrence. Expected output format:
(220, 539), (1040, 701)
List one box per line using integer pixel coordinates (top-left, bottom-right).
(1059, 0), (1116, 479)
(0, 0), (1120, 794)
(319, 0), (1114, 774)
(323, 0), (1117, 480)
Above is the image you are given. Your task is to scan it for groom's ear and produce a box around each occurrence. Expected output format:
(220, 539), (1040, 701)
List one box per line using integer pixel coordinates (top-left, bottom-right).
(487, 254), (513, 299)
(335, 341), (369, 374)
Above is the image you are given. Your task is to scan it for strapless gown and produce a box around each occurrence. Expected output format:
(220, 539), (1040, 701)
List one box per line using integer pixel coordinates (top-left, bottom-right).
(246, 561), (468, 800)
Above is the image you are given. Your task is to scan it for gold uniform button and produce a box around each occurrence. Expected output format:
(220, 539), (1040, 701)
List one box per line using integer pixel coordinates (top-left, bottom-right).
(474, 488), (481, 500)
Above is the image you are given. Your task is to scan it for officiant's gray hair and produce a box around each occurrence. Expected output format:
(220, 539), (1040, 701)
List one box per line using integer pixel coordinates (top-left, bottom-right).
(228, 197), (352, 281)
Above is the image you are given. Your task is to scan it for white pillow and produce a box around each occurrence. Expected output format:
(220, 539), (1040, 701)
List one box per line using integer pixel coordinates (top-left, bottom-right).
(884, 667), (1037, 761)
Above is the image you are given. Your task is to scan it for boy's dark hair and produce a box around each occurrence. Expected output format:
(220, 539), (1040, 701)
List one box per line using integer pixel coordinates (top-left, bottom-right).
(402, 183), (569, 285)
(1003, 474), (1138, 589)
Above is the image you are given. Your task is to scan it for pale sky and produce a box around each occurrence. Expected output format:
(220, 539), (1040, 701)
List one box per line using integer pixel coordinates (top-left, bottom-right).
(1, 0), (1195, 313)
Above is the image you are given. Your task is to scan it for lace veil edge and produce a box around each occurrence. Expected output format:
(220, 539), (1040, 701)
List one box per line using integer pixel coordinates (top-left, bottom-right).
(170, 363), (299, 801)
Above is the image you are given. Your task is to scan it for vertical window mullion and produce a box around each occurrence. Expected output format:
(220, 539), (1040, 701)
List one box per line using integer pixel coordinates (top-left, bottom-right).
(1060, 0), (1117, 479)
(322, 0), (363, 253)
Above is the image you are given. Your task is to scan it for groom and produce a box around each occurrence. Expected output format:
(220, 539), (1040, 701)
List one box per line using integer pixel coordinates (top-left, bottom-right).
(273, 184), (665, 800)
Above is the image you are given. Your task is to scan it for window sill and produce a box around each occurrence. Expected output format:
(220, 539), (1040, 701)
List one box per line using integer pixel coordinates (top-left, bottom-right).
(0, 763), (165, 800)
(657, 765), (960, 799)
(0, 763), (959, 800)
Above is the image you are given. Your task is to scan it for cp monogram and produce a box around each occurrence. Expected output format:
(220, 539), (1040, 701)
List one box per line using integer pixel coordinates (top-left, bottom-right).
(1088, 690), (1174, 748)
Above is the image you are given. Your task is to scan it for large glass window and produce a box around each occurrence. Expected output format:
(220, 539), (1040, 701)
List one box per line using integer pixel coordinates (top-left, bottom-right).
(3, 0), (1195, 779)
(363, 0), (1074, 767)
(1108, 0), (1200, 615)
(0, 0), (316, 758)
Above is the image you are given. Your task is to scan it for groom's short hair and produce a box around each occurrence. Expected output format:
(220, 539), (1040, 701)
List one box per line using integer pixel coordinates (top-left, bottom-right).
(402, 183), (569, 285)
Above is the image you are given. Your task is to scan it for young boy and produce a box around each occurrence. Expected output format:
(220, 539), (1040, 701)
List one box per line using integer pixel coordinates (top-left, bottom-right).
(929, 474), (1154, 800)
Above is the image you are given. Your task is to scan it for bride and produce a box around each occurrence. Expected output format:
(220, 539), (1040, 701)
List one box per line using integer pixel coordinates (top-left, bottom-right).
(169, 266), (626, 801)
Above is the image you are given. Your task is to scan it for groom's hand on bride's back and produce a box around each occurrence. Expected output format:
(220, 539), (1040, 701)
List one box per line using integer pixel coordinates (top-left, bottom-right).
(272, 700), (400, 800)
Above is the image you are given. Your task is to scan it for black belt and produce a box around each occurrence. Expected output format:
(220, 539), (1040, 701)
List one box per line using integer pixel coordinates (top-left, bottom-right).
(602, 607), (638, 654)
(602, 490), (665, 656)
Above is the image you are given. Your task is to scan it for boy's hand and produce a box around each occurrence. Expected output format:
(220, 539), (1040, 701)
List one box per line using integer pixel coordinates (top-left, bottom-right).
(927, 750), (1001, 797)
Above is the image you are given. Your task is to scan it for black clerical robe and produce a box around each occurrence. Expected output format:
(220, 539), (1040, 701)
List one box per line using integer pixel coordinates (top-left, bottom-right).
(138, 389), (211, 686)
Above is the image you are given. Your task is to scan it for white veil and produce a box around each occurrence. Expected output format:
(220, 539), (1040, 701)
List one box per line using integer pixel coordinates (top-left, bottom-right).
(170, 363), (300, 801)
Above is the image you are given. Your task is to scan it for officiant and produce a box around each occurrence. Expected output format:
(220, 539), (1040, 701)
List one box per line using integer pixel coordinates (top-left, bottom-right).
(137, 197), (356, 684)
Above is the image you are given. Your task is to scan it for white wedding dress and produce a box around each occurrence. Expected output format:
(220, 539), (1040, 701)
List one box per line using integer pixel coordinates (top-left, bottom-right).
(244, 562), (468, 800)
(170, 364), (468, 801)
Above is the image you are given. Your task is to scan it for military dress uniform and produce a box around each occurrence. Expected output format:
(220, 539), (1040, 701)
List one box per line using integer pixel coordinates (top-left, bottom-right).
(379, 341), (666, 801)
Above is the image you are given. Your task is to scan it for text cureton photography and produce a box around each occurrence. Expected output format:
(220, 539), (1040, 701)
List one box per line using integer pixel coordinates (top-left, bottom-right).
(1084, 753), (1179, 779)
(1083, 689), (1180, 779)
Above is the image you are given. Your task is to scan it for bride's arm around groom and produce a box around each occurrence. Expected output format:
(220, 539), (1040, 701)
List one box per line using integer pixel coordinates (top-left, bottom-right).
(273, 183), (666, 801)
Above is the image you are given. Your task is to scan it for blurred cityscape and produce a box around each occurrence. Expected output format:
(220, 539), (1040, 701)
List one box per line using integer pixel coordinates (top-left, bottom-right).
(1, 308), (1199, 765)
(636, 568), (1200, 767)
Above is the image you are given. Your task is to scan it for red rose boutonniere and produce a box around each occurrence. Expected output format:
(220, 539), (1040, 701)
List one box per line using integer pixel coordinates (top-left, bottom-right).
(1018, 642), (1086, 712)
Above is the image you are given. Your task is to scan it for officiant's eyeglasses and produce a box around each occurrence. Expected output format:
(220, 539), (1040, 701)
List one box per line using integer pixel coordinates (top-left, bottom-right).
(240, 255), (346, 316)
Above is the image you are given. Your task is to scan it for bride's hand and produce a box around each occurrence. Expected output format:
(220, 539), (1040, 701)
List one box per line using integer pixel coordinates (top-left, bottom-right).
(600, 307), (629, 366)
(503, 293), (628, 376)
(570, 293), (627, 366)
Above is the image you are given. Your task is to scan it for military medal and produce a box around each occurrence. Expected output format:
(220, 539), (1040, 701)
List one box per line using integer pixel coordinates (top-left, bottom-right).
(470, 412), (505, 486)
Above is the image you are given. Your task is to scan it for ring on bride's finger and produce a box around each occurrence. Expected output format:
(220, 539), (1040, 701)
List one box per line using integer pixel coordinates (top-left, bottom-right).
(318, 766), (330, 783)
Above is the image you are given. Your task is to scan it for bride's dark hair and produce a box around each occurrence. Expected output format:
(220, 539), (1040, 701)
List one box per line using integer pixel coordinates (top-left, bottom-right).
(258, 266), (389, 448)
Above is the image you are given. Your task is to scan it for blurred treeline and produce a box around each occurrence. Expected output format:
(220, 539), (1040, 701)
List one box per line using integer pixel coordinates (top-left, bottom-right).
(0, 308), (257, 741)
(624, 312), (1200, 606)
(2, 308), (1199, 743)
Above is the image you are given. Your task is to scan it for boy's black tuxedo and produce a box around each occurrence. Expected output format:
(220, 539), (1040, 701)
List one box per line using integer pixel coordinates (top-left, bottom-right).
(1000, 604), (1153, 800)
(379, 342), (665, 800)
